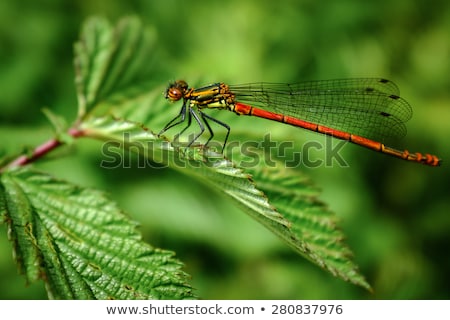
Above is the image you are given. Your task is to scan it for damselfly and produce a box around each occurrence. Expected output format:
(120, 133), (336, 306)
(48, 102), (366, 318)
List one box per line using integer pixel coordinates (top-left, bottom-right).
(159, 79), (440, 166)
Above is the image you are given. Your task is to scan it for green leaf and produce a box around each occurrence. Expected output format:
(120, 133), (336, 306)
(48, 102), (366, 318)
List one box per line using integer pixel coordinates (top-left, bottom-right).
(74, 16), (158, 119)
(0, 168), (194, 299)
(80, 116), (370, 289)
(240, 159), (371, 290)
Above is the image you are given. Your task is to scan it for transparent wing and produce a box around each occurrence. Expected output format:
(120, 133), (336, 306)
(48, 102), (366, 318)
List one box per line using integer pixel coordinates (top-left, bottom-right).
(229, 78), (412, 141)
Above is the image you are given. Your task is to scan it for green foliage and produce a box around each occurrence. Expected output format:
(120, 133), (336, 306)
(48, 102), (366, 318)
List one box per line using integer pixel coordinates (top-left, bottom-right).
(0, 168), (193, 299)
(0, 1), (448, 300)
(74, 16), (158, 119)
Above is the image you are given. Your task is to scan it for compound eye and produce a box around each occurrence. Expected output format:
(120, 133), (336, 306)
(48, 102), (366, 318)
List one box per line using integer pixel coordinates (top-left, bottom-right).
(166, 87), (183, 101)
(165, 80), (188, 102)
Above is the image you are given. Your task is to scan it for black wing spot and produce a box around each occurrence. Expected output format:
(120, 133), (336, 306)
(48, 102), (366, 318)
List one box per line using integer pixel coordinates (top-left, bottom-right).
(380, 111), (391, 117)
(365, 87), (375, 92)
(389, 94), (400, 100)
(379, 78), (390, 84)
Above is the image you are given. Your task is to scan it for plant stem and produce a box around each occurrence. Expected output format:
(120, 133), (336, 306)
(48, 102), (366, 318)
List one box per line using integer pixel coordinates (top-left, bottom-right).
(0, 127), (85, 172)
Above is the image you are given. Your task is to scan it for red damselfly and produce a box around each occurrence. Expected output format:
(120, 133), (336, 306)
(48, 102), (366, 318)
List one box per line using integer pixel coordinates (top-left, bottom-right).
(159, 79), (440, 166)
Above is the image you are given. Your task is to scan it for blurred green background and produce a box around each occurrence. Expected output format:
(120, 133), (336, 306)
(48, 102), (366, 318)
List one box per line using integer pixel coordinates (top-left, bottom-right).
(0, 0), (449, 299)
